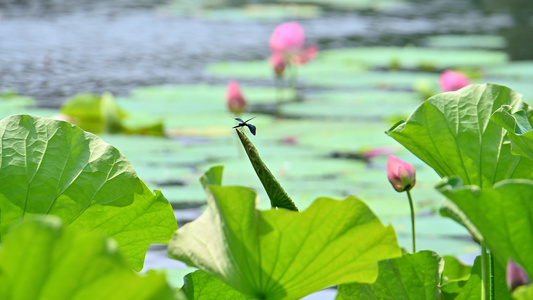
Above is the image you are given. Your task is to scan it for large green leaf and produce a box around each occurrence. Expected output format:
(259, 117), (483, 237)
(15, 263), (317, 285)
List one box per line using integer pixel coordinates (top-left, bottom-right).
(181, 270), (248, 300)
(0, 115), (177, 270)
(387, 83), (533, 187)
(437, 177), (533, 279)
(0, 216), (176, 300)
(336, 251), (443, 300)
(168, 167), (401, 300)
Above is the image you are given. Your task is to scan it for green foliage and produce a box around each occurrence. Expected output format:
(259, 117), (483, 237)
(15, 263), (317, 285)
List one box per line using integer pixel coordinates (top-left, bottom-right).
(0, 115), (177, 270)
(442, 255), (473, 283)
(60, 93), (164, 136)
(336, 251), (443, 300)
(491, 105), (533, 159)
(168, 167), (401, 300)
(437, 178), (533, 282)
(236, 129), (298, 211)
(441, 256), (482, 300)
(181, 270), (248, 300)
(387, 83), (533, 187)
(0, 216), (177, 300)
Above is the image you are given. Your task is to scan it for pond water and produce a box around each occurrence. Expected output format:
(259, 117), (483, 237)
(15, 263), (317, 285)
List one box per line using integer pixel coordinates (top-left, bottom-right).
(1, 0), (532, 106)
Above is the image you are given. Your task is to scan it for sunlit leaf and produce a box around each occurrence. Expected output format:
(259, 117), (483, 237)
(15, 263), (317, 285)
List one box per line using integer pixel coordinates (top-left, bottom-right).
(168, 167), (401, 300)
(0, 115), (177, 270)
(336, 251), (443, 300)
(491, 105), (533, 159)
(387, 83), (533, 187)
(442, 255), (473, 283)
(181, 270), (248, 300)
(437, 177), (533, 280)
(0, 217), (176, 300)
(440, 256), (481, 300)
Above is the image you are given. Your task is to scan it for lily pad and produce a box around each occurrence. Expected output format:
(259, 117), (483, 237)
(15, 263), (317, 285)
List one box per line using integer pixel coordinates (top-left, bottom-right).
(0, 216), (176, 300)
(424, 35), (506, 49)
(485, 61), (533, 79)
(281, 90), (421, 119)
(319, 47), (507, 70)
(277, 0), (406, 10)
(159, 3), (321, 20)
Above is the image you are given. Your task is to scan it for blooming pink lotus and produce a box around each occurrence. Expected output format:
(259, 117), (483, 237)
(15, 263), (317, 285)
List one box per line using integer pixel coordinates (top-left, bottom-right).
(226, 80), (246, 114)
(269, 22), (317, 66)
(387, 155), (416, 192)
(439, 70), (471, 92)
(269, 22), (305, 54)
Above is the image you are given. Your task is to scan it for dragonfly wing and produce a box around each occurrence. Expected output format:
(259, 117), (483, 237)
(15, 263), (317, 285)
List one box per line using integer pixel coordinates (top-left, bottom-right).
(247, 124), (256, 135)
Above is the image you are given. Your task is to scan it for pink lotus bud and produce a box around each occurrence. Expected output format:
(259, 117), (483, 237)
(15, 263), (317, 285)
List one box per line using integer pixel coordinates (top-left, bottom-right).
(226, 80), (246, 114)
(292, 45), (318, 65)
(507, 259), (530, 292)
(269, 22), (305, 54)
(439, 70), (471, 92)
(387, 155), (416, 192)
(270, 52), (286, 77)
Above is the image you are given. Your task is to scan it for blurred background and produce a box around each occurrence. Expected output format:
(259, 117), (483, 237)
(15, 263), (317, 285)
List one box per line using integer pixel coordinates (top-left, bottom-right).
(1, 0), (533, 297)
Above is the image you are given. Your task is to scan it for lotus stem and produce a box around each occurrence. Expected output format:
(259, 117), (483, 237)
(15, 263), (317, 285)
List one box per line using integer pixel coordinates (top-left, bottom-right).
(481, 244), (494, 300)
(406, 190), (416, 253)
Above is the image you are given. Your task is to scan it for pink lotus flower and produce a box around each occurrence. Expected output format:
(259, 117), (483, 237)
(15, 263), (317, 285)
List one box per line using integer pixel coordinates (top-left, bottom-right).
(387, 155), (416, 192)
(269, 22), (317, 66)
(269, 22), (305, 54)
(439, 70), (471, 92)
(226, 80), (246, 114)
(270, 52), (286, 78)
(507, 259), (530, 292)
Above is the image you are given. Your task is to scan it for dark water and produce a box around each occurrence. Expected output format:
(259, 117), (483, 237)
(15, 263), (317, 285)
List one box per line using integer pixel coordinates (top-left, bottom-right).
(0, 0), (532, 107)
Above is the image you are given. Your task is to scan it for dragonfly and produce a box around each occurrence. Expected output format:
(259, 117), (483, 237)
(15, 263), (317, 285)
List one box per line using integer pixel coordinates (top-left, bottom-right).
(232, 117), (256, 135)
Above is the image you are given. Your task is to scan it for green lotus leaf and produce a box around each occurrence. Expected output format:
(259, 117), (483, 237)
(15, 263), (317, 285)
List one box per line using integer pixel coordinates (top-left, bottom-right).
(424, 35), (506, 50)
(0, 115), (177, 271)
(0, 216), (176, 300)
(491, 105), (533, 159)
(181, 270), (248, 300)
(336, 251), (443, 300)
(440, 256), (481, 300)
(442, 255), (473, 283)
(168, 168), (401, 300)
(437, 177), (533, 279)
(60, 93), (164, 136)
(387, 83), (533, 187)
(276, 0), (405, 10)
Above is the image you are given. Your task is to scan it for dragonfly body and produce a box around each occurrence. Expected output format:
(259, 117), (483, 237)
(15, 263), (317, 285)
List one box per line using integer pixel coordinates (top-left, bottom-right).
(233, 117), (256, 135)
